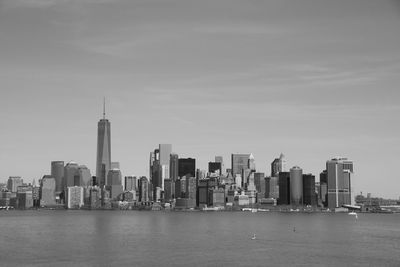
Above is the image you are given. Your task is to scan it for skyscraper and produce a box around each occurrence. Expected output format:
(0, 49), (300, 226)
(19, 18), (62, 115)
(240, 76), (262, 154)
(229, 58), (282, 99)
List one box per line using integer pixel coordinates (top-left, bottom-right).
(326, 158), (354, 210)
(290, 166), (303, 206)
(159, 144), (172, 189)
(7, 176), (23, 193)
(178, 158), (196, 178)
(271, 153), (287, 177)
(64, 162), (79, 188)
(51, 161), (64, 193)
(96, 99), (111, 187)
(169, 153), (179, 182)
(231, 154), (250, 177)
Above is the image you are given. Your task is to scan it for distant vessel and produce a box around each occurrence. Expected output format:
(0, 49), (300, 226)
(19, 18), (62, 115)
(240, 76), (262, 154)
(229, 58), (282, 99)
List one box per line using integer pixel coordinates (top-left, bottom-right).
(251, 234), (256, 240)
(348, 212), (358, 219)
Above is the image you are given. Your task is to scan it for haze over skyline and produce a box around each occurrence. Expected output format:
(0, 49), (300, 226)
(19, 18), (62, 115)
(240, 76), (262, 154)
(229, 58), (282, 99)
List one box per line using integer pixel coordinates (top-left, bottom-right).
(0, 0), (399, 198)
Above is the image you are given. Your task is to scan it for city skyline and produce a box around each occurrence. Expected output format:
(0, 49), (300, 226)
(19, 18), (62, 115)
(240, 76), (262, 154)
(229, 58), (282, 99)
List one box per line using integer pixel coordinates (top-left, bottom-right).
(1, 0), (400, 199)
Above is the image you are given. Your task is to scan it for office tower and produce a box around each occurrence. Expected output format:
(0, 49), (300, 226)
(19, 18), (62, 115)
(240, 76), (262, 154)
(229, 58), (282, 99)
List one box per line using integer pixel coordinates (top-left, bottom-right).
(78, 165), (92, 187)
(326, 158), (354, 210)
(278, 172), (290, 205)
(319, 170), (328, 206)
(64, 161), (79, 188)
(290, 166), (303, 206)
(149, 151), (155, 181)
(88, 187), (101, 209)
(150, 149), (162, 190)
(170, 153), (179, 182)
(254, 172), (266, 198)
(107, 169), (123, 199)
(303, 174), (316, 206)
(271, 153), (287, 177)
(17, 190), (33, 209)
(178, 158), (196, 178)
(40, 176), (56, 206)
(138, 176), (149, 202)
(248, 154), (256, 172)
(164, 179), (174, 202)
(215, 156), (225, 174)
(96, 99), (111, 187)
(66, 186), (84, 209)
(51, 161), (64, 192)
(175, 179), (182, 199)
(159, 144), (172, 189)
(231, 154), (250, 178)
(124, 176), (137, 191)
(186, 177), (197, 202)
(208, 162), (222, 174)
(7, 176), (23, 193)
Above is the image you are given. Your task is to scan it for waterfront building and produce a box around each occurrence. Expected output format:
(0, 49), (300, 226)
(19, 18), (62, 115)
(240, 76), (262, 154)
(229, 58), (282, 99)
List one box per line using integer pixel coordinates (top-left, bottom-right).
(326, 158), (354, 210)
(17, 190), (33, 209)
(88, 186), (101, 209)
(96, 99), (111, 187)
(7, 176), (23, 193)
(319, 170), (328, 206)
(303, 174), (316, 206)
(254, 172), (266, 199)
(231, 154), (250, 178)
(278, 172), (290, 205)
(138, 176), (149, 203)
(290, 166), (303, 206)
(164, 179), (174, 202)
(40, 176), (56, 207)
(237, 192), (250, 206)
(51, 161), (64, 192)
(186, 176), (197, 202)
(169, 153), (179, 182)
(66, 186), (84, 209)
(210, 188), (225, 207)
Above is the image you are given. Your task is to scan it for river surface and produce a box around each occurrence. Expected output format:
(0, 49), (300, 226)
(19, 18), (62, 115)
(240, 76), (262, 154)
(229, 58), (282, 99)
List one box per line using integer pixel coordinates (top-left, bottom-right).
(0, 210), (399, 266)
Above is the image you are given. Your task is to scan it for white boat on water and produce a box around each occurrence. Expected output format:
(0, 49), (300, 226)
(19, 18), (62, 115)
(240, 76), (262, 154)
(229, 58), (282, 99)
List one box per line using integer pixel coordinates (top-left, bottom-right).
(348, 211), (358, 219)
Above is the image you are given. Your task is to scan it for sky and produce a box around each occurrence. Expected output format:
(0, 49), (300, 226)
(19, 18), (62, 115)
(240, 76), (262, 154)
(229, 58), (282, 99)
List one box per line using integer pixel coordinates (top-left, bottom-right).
(0, 0), (399, 198)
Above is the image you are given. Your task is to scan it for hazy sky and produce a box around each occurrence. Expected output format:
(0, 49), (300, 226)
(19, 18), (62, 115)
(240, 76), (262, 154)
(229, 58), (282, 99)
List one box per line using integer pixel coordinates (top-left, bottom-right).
(0, 0), (399, 198)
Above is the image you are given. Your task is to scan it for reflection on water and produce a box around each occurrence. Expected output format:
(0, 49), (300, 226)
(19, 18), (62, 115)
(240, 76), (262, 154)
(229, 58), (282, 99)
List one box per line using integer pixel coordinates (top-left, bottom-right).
(0, 211), (399, 266)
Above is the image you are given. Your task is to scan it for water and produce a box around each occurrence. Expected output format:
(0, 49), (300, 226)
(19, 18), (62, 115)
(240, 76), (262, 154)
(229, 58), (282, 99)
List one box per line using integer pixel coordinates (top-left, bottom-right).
(0, 211), (399, 266)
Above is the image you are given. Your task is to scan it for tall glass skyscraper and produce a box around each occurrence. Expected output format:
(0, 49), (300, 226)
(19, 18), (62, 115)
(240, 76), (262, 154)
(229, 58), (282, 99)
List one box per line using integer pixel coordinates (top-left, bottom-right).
(96, 100), (111, 187)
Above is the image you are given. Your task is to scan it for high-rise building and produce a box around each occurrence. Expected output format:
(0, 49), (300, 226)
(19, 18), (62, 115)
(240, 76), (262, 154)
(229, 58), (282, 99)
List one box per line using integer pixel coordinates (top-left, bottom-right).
(138, 176), (149, 203)
(303, 174), (316, 206)
(66, 186), (84, 209)
(254, 172), (266, 198)
(7, 176), (23, 193)
(64, 161), (79, 188)
(326, 158), (353, 210)
(111, 162), (120, 169)
(208, 162), (222, 174)
(51, 161), (64, 193)
(170, 153), (179, 182)
(40, 176), (56, 207)
(124, 176), (137, 192)
(164, 179), (175, 202)
(215, 156), (225, 174)
(178, 158), (196, 178)
(231, 154), (250, 178)
(271, 153), (287, 177)
(96, 99), (111, 187)
(78, 165), (92, 187)
(107, 169), (123, 199)
(290, 166), (303, 206)
(248, 154), (256, 172)
(159, 144), (172, 188)
(278, 172), (290, 205)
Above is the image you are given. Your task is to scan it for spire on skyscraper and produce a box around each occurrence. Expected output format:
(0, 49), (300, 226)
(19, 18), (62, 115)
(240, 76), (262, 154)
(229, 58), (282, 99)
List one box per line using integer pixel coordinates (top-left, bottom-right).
(103, 97), (106, 119)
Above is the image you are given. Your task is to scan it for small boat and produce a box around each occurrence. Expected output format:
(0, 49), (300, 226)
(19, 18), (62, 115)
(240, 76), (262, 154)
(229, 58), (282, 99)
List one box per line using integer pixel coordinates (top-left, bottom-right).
(348, 211), (358, 219)
(251, 234), (256, 240)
